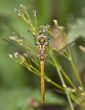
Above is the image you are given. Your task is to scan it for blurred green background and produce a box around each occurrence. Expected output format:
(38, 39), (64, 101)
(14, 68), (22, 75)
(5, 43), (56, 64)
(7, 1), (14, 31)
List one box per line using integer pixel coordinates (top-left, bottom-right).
(0, 0), (85, 110)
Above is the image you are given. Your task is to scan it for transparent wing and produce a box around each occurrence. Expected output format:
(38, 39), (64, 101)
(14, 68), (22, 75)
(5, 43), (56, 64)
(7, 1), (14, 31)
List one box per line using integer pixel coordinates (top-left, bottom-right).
(50, 26), (67, 51)
(49, 21), (77, 53)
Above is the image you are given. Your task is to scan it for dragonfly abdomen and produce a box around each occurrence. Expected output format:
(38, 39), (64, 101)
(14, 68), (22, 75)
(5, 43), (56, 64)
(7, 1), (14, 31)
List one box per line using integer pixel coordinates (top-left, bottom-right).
(37, 45), (47, 61)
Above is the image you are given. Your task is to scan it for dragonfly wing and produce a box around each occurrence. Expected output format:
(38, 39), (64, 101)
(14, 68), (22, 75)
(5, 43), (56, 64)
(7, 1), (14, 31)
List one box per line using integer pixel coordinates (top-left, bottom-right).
(49, 24), (67, 52)
(49, 25), (79, 53)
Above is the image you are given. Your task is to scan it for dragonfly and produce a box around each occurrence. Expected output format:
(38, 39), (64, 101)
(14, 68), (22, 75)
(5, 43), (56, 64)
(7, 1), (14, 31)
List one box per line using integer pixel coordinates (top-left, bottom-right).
(5, 5), (80, 104)
(4, 22), (79, 104)
(32, 24), (77, 104)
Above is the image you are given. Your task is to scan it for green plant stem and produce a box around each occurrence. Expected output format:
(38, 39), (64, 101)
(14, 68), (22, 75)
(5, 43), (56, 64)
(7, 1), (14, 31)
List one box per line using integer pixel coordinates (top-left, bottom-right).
(61, 69), (77, 90)
(19, 7), (38, 35)
(23, 9), (35, 31)
(57, 68), (74, 110)
(48, 59), (77, 90)
(66, 49), (83, 87)
(31, 66), (64, 91)
(70, 59), (83, 87)
(16, 57), (64, 91)
(50, 50), (74, 110)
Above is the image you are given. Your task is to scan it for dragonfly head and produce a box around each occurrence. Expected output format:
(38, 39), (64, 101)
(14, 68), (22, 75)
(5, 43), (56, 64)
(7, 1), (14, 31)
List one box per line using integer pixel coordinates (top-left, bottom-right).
(36, 34), (49, 46)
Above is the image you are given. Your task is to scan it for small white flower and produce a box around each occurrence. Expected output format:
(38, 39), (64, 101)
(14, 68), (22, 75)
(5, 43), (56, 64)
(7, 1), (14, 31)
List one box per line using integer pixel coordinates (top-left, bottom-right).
(22, 56), (25, 62)
(23, 53), (27, 57)
(63, 84), (67, 88)
(20, 4), (26, 10)
(68, 56), (72, 61)
(19, 43), (23, 46)
(33, 10), (36, 17)
(71, 89), (76, 93)
(81, 92), (85, 96)
(18, 12), (23, 17)
(9, 35), (17, 41)
(79, 86), (83, 91)
(79, 45), (85, 52)
(14, 52), (19, 58)
(17, 39), (23, 43)
(9, 54), (13, 58)
(20, 4), (23, 8)
(67, 87), (76, 93)
(53, 20), (58, 25)
(19, 56), (26, 64)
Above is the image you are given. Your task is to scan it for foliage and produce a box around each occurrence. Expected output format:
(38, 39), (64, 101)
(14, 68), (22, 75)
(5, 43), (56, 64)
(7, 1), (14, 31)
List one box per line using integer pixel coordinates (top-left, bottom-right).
(0, 88), (65, 110)
(0, 0), (85, 88)
(6, 4), (85, 110)
(0, 0), (85, 110)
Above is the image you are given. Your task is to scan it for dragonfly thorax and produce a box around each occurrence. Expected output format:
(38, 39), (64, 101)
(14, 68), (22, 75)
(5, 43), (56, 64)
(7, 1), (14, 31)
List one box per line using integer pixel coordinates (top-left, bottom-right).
(36, 34), (49, 46)
(35, 34), (49, 61)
